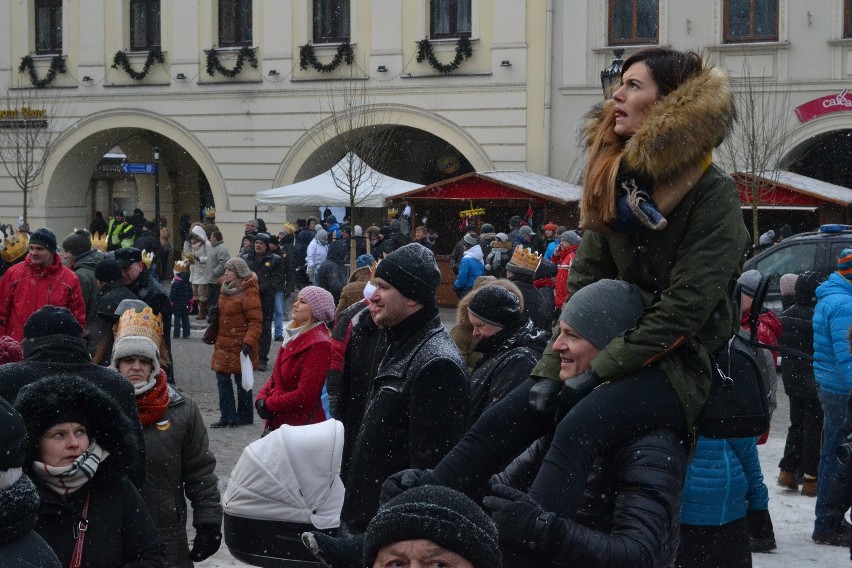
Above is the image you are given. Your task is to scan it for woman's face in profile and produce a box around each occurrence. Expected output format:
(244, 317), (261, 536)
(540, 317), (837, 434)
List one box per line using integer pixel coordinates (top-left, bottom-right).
(40, 422), (89, 467)
(612, 62), (661, 138)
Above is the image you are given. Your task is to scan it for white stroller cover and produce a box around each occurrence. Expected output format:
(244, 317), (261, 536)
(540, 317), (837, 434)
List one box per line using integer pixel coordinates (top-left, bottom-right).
(223, 419), (345, 530)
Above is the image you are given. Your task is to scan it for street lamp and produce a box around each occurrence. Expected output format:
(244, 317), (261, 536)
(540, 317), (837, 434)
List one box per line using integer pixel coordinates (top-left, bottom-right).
(600, 48), (625, 99)
(153, 147), (161, 230)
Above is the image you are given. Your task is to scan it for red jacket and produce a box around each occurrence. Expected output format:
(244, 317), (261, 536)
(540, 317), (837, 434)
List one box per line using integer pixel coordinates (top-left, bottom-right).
(256, 322), (333, 430)
(553, 245), (578, 309)
(741, 308), (782, 360)
(0, 254), (86, 341)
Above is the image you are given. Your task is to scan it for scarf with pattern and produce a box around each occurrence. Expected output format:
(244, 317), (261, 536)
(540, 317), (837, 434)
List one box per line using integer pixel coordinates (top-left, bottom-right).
(32, 441), (109, 497)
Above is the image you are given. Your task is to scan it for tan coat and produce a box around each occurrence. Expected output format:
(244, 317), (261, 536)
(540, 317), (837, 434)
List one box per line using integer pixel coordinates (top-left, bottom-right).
(335, 266), (372, 317)
(211, 274), (263, 374)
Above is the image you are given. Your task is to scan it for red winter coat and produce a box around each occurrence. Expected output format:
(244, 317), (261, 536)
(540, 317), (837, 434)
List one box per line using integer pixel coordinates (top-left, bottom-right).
(741, 309), (782, 360)
(0, 254), (86, 341)
(553, 245), (578, 309)
(256, 322), (332, 430)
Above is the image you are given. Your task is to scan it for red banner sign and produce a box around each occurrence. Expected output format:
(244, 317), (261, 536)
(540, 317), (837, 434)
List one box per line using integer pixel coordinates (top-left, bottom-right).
(795, 89), (852, 123)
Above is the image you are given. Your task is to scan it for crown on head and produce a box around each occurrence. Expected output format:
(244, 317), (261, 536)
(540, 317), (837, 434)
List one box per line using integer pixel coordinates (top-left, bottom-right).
(116, 306), (163, 345)
(508, 245), (542, 274)
(140, 250), (154, 268)
(283, 222), (296, 235)
(91, 232), (108, 252)
(203, 207), (216, 218)
(0, 231), (29, 263)
(173, 259), (189, 272)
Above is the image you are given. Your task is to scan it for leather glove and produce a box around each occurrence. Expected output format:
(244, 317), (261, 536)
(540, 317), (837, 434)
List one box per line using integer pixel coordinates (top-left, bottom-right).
(241, 343), (252, 356)
(554, 369), (602, 423)
(483, 484), (562, 558)
(380, 469), (439, 505)
(188, 526), (222, 562)
(528, 379), (564, 422)
(255, 398), (271, 420)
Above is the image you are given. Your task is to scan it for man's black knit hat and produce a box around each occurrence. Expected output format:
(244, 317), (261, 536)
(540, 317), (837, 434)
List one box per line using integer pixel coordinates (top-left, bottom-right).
(374, 243), (441, 307)
(30, 227), (57, 253)
(23, 306), (83, 339)
(468, 285), (524, 328)
(363, 485), (501, 568)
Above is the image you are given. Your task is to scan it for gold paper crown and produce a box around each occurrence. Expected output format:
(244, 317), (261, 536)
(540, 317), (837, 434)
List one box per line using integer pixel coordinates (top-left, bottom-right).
(116, 306), (163, 345)
(141, 249), (154, 268)
(283, 222), (296, 235)
(0, 232), (29, 263)
(507, 245), (542, 274)
(173, 259), (189, 272)
(203, 207), (216, 218)
(91, 232), (108, 252)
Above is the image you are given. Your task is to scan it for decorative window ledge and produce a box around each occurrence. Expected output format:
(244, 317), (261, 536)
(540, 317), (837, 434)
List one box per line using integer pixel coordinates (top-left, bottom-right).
(401, 72), (491, 79)
(828, 38), (852, 46)
(706, 41), (790, 52)
(593, 43), (664, 53)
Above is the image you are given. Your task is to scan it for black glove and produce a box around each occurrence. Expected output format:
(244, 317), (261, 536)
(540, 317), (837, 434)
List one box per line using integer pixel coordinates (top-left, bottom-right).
(241, 343), (252, 356)
(188, 526), (222, 562)
(255, 398), (271, 420)
(483, 483), (562, 558)
(527, 379), (564, 422)
(380, 469), (439, 505)
(554, 369), (601, 423)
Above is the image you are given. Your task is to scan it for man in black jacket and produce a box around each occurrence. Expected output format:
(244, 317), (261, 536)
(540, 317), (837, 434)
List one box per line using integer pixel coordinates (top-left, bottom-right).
(242, 233), (283, 371)
(505, 245), (551, 333)
(339, 243), (469, 534)
(317, 240), (349, 305)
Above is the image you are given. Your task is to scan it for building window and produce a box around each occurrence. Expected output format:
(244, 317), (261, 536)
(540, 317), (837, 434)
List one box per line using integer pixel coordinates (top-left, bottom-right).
(609, 0), (658, 45)
(130, 0), (160, 51)
(430, 0), (471, 39)
(313, 0), (350, 43)
(35, 0), (62, 54)
(846, 0), (852, 38)
(219, 0), (252, 47)
(724, 0), (778, 43)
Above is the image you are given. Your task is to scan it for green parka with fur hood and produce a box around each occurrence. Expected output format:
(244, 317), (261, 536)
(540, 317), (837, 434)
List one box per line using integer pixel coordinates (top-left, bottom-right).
(533, 63), (750, 428)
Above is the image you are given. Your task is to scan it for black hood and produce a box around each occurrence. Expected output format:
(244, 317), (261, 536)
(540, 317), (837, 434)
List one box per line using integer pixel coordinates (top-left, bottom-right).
(327, 240), (348, 263)
(794, 271), (823, 307)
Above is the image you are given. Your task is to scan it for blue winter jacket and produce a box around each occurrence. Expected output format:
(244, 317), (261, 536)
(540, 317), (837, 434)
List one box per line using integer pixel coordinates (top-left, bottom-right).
(454, 246), (485, 291)
(680, 436), (769, 526)
(813, 272), (852, 395)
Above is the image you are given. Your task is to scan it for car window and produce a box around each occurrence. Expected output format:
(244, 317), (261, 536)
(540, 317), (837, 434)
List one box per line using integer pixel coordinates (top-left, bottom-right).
(753, 241), (819, 291)
(830, 241), (852, 265)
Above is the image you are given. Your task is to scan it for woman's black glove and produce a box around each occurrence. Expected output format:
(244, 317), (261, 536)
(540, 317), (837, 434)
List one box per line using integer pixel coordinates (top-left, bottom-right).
(188, 526), (222, 562)
(528, 379), (564, 422)
(483, 484), (563, 558)
(241, 343), (252, 356)
(554, 369), (601, 422)
(380, 469), (439, 504)
(255, 398), (271, 420)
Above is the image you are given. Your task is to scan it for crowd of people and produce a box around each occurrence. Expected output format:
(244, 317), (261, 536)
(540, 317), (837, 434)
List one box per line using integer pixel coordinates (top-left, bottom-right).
(1, 46), (852, 568)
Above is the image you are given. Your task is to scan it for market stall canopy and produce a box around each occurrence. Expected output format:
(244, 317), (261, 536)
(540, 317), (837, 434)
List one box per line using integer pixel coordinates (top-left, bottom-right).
(255, 153), (421, 208)
(734, 170), (852, 207)
(387, 170), (583, 205)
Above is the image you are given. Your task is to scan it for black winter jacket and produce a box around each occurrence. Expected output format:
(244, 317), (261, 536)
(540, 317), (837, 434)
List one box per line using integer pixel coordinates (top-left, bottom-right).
(278, 236), (297, 294)
(508, 275), (551, 334)
(242, 251), (284, 309)
(128, 266), (173, 370)
(468, 320), (548, 427)
(0, 475), (62, 568)
(88, 278), (136, 360)
(340, 307), (469, 533)
(317, 240), (349, 304)
(169, 272), (192, 315)
(779, 272), (822, 399)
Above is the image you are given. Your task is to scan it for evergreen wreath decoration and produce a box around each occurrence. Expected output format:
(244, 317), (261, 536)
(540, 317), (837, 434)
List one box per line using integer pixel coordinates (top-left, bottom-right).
(415, 37), (473, 75)
(111, 47), (165, 80)
(18, 55), (66, 88)
(205, 46), (258, 77)
(299, 42), (353, 73)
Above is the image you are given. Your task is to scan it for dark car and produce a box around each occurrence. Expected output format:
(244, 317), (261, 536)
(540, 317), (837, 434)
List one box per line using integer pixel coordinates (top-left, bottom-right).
(743, 224), (852, 314)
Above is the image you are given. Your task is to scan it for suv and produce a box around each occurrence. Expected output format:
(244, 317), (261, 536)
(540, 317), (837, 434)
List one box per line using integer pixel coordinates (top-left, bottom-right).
(743, 224), (852, 314)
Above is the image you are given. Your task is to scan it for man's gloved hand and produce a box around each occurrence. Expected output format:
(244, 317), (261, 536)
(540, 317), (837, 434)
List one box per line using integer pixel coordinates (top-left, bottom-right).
(241, 343), (252, 356)
(527, 379), (564, 422)
(380, 469), (439, 504)
(188, 526), (222, 562)
(255, 398), (271, 420)
(483, 484), (562, 558)
(554, 369), (601, 423)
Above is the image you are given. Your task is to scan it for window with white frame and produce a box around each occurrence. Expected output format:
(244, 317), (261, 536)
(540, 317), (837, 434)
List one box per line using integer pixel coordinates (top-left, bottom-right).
(35, 0), (62, 54)
(724, 0), (778, 43)
(130, 0), (160, 51)
(219, 0), (252, 47)
(609, 0), (658, 45)
(313, 0), (350, 43)
(845, 0), (852, 38)
(430, 0), (471, 39)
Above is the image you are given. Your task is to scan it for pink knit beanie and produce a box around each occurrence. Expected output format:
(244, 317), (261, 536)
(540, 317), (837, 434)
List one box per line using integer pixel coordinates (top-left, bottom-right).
(0, 336), (23, 365)
(299, 286), (336, 324)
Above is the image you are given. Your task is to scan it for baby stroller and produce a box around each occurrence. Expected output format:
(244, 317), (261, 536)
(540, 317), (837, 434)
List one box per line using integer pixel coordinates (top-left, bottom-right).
(223, 420), (345, 567)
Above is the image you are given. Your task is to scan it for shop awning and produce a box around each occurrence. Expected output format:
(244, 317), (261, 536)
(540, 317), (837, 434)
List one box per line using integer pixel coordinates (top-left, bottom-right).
(734, 170), (852, 207)
(388, 171), (583, 205)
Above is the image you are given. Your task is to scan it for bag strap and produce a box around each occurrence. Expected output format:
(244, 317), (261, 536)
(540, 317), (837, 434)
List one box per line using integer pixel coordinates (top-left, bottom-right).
(304, 396), (323, 425)
(69, 492), (91, 568)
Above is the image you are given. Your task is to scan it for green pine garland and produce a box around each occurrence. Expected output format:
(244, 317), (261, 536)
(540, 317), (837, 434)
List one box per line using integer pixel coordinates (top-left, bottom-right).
(416, 37), (473, 75)
(299, 42), (353, 73)
(18, 55), (66, 88)
(111, 48), (165, 80)
(205, 46), (258, 77)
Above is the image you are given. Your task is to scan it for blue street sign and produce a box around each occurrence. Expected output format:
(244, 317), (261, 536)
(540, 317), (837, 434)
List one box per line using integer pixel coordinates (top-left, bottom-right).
(121, 162), (157, 174)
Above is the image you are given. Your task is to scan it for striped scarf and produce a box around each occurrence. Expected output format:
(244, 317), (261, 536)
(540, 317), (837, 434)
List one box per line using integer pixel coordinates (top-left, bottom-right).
(32, 441), (109, 496)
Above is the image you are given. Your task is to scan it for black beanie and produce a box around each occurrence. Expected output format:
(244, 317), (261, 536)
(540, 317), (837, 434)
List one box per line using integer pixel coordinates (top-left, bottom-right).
(23, 305), (83, 339)
(30, 227), (57, 253)
(94, 259), (123, 282)
(374, 243), (441, 307)
(62, 231), (91, 257)
(363, 485), (501, 568)
(0, 398), (27, 470)
(468, 285), (524, 328)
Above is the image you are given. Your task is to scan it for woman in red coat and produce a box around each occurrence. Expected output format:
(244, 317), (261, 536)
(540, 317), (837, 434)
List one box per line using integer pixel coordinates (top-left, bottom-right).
(255, 286), (335, 432)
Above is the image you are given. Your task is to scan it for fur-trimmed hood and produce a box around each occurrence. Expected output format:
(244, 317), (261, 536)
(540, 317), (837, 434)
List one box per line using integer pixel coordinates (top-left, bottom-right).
(583, 64), (734, 182)
(15, 374), (138, 485)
